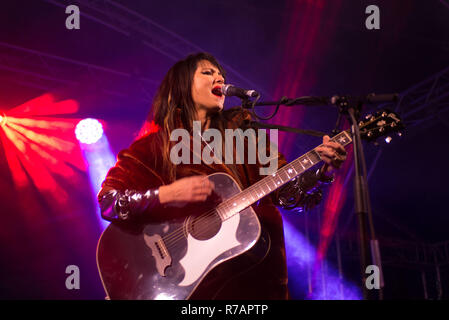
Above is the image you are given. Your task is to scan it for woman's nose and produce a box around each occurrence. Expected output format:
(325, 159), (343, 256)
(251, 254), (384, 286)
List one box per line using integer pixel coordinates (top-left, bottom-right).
(215, 75), (224, 84)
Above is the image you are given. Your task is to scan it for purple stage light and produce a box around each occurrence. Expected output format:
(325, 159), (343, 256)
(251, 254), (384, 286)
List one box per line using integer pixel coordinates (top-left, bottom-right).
(76, 118), (114, 231)
(283, 217), (362, 300)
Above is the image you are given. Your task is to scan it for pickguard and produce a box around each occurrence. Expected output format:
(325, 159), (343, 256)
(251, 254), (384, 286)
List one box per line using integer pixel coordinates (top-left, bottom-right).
(178, 213), (241, 286)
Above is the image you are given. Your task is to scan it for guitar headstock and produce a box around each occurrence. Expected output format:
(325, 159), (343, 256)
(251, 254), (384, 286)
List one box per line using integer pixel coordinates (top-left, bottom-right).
(359, 109), (404, 142)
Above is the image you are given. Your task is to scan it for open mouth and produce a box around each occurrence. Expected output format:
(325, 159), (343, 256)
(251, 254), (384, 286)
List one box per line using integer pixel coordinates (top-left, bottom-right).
(211, 86), (223, 97)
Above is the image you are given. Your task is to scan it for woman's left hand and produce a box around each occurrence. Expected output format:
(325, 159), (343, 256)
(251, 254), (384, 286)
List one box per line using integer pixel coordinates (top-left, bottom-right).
(315, 135), (347, 176)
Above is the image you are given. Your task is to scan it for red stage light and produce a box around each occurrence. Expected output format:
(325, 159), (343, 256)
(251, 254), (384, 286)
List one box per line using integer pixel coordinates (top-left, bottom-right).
(0, 94), (86, 211)
(0, 113), (6, 127)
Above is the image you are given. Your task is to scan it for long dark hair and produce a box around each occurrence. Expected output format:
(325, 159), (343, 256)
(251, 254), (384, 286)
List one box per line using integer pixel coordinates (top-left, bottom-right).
(148, 52), (242, 185)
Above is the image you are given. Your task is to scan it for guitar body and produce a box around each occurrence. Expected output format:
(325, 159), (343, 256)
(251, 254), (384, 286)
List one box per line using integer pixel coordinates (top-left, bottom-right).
(96, 172), (269, 300)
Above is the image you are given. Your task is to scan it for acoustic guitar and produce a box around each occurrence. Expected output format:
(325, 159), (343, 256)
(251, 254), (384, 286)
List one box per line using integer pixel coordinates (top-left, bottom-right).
(96, 109), (402, 299)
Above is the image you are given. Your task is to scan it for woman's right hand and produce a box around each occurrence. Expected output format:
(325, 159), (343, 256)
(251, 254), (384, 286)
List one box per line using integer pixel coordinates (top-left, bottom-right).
(158, 175), (215, 207)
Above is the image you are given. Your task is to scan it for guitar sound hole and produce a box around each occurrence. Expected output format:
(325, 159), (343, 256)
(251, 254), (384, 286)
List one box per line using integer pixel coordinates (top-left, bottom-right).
(187, 211), (222, 240)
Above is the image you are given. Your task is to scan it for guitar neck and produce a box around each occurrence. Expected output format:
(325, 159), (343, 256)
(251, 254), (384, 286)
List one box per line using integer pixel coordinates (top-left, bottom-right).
(216, 130), (353, 220)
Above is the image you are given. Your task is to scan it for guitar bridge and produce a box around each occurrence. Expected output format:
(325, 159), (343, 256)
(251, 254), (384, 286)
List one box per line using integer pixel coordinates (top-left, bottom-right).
(143, 234), (172, 276)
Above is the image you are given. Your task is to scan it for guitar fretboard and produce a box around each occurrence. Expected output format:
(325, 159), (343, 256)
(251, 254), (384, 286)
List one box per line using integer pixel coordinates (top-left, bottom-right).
(216, 130), (353, 220)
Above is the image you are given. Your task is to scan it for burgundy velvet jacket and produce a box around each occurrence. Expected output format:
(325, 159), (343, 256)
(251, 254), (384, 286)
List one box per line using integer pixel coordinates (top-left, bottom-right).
(98, 107), (323, 299)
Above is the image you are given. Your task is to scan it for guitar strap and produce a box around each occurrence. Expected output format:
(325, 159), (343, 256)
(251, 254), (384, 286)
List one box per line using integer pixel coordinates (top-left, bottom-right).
(248, 121), (328, 138)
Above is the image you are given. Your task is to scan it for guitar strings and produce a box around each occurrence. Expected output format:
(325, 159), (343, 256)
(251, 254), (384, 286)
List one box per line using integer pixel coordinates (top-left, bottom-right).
(160, 136), (350, 249)
(160, 144), (331, 248)
(161, 154), (317, 248)
(161, 171), (284, 248)
(163, 128), (388, 248)
(159, 126), (396, 254)
(162, 178), (267, 247)
(160, 156), (304, 247)
(162, 208), (219, 247)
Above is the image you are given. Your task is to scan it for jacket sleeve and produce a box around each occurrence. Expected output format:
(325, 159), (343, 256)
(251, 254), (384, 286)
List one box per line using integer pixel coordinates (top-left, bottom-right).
(98, 188), (162, 222)
(271, 167), (333, 213)
(97, 135), (166, 223)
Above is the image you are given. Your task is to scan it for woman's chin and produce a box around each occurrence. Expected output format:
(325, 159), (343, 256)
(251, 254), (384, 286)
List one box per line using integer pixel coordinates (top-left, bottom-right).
(206, 105), (223, 115)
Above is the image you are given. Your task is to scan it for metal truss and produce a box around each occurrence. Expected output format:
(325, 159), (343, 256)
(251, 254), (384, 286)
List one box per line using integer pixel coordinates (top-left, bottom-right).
(332, 232), (449, 268)
(366, 64), (449, 181)
(381, 65), (449, 130)
(432, 240), (449, 267)
(338, 64), (449, 237)
(366, 64), (449, 182)
(0, 41), (158, 102)
(42, 0), (268, 96)
(331, 235), (425, 267)
(322, 66), (449, 298)
(328, 236), (449, 299)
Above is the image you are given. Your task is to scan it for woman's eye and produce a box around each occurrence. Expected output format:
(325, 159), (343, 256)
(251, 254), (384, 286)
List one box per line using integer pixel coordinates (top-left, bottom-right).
(202, 71), (213, 75)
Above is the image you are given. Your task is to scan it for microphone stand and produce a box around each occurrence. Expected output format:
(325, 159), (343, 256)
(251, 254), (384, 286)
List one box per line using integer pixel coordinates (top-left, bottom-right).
(333, 96), (376, 300)
(242, 93), (398, 300)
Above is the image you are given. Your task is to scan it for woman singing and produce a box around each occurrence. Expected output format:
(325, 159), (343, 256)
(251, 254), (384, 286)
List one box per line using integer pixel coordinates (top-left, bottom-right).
(97, 52), (347, 299)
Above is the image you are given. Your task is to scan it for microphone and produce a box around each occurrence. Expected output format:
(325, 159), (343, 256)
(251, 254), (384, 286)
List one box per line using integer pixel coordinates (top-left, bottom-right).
(221, 84), (259, 99)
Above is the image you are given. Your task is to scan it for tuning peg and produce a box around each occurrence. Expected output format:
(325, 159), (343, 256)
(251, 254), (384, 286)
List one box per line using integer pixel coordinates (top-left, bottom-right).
(379, 127), (385, 133)
(397, 132), (402, 137)
(365, 114), (372, 120)
(385, 136), (392, 144)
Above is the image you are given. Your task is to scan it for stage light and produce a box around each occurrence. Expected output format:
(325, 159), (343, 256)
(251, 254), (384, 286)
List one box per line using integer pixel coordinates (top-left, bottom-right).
(0, 113), (6, 127)
(0, 94), (87, 222)
(78, 132), (115, 231)
(75, 118), (104, 144)
(283, 218), (362, 299)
